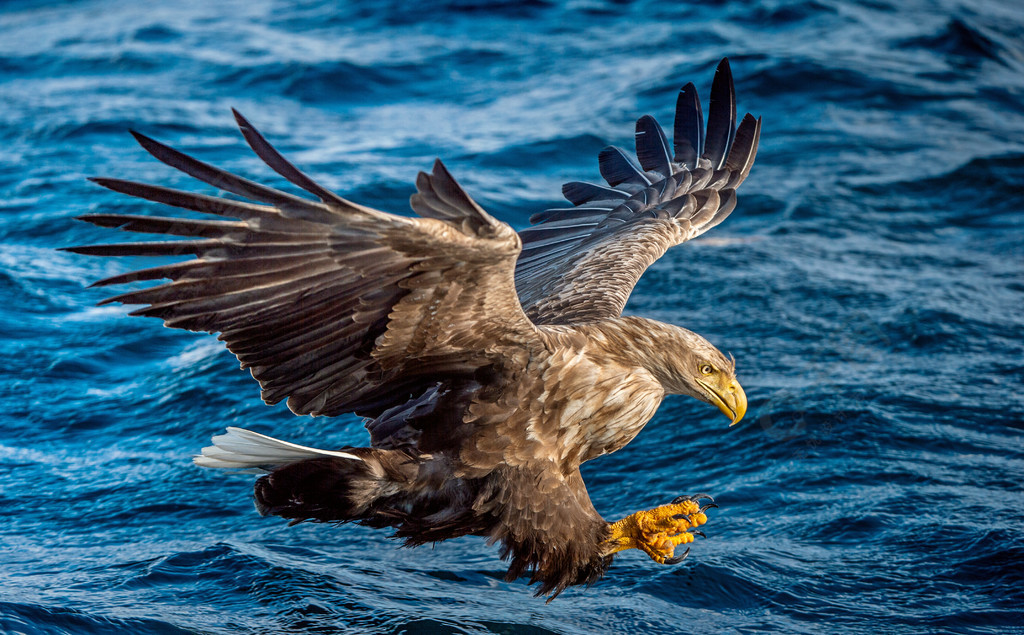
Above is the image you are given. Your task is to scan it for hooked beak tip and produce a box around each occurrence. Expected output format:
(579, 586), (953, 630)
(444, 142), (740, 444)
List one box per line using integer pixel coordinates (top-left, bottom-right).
(698, 378), (746, 426)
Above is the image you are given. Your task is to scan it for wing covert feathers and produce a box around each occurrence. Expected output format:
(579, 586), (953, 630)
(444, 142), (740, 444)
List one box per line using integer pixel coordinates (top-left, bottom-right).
(516, 58), (760, 324)
(411, 159), (505, 237)
(68, 114), (539, 417)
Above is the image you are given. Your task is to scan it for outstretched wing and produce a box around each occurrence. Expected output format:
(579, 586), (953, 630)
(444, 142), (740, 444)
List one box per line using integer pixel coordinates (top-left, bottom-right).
(66, 111), (543, 417)
(515, 58), (761, 324)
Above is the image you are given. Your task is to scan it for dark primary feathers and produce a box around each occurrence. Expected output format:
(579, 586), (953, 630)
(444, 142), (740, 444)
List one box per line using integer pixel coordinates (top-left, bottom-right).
(515, 58), (761, 324)
(69, 123), (540, 419)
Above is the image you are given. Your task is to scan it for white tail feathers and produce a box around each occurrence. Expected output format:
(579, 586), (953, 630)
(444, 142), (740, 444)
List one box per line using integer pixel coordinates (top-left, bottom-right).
(194, 426), (362, 471)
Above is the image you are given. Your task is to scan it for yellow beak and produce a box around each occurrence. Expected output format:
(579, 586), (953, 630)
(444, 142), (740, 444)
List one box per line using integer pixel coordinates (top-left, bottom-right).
(699, 378), (747, 426)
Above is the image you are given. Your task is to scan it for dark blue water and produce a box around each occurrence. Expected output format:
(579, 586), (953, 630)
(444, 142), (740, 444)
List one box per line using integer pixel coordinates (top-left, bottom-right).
(2, 0), (1023, 633)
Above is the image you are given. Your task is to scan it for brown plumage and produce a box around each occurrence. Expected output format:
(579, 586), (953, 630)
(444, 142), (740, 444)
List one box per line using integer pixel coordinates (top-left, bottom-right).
(65, 58), (758, 598)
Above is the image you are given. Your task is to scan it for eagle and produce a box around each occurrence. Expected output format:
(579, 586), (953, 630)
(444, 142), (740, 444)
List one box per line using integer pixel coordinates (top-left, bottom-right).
(66, 58), (759, 598)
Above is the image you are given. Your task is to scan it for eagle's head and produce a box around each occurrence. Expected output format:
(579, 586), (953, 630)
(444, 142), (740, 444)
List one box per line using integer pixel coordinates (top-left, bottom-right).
(678, 336), (746, 426)
(631, 318), (747, 425)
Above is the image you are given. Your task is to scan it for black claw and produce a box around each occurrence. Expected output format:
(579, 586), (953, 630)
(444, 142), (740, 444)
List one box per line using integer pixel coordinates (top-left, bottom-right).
(664, 547), (691, 565)
(698, 503), (719, 513)
(691, 530), (706, 539)
(672, 512), (692, 521)
(671, 493), (715, 504)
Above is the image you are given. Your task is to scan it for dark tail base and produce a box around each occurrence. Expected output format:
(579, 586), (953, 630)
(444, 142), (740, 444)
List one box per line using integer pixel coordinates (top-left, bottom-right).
(254, 457), (367, 523)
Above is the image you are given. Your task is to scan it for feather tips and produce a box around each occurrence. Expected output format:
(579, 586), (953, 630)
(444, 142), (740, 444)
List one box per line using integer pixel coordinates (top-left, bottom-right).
(598, 146), (651, 187)
(634, 115), (672, 178)
(231, 109), (359, 210)
(702, 58), (737, 170)
(410, 159), (501, 237)
(561, 182), (629, 206)
(128, 130), (325, 215)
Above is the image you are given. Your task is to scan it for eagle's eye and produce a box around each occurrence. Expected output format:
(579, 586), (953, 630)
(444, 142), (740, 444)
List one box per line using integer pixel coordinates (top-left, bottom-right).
(699, 363), (714, 375)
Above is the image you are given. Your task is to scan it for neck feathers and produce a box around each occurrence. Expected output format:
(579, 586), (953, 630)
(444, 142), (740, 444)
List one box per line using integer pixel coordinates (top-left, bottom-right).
(565, 317), (701, 394)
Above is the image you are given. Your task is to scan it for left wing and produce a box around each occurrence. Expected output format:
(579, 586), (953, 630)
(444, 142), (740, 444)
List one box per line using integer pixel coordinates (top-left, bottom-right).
(515, 58), (760, 324)
(65, 112), (544, 418)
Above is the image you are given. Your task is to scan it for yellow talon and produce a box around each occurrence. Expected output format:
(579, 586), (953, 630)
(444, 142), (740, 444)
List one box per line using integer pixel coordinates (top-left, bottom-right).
(602, 496), (714, 564)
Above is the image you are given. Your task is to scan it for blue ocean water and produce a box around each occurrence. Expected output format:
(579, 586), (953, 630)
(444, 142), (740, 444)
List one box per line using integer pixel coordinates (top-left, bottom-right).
(2, 0), (1023, 632)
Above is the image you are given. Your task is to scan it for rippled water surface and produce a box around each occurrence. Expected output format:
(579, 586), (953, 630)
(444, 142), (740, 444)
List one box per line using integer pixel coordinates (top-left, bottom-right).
(2, 1), (1023, 633)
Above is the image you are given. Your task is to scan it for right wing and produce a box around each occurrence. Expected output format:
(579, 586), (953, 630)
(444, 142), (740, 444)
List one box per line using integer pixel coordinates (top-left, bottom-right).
(515, 58), (761, 324)
(66, 111), (544, 417)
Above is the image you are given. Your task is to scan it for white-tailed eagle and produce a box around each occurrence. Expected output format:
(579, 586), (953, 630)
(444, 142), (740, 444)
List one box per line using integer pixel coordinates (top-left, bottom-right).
(67, 58), (759, 598)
